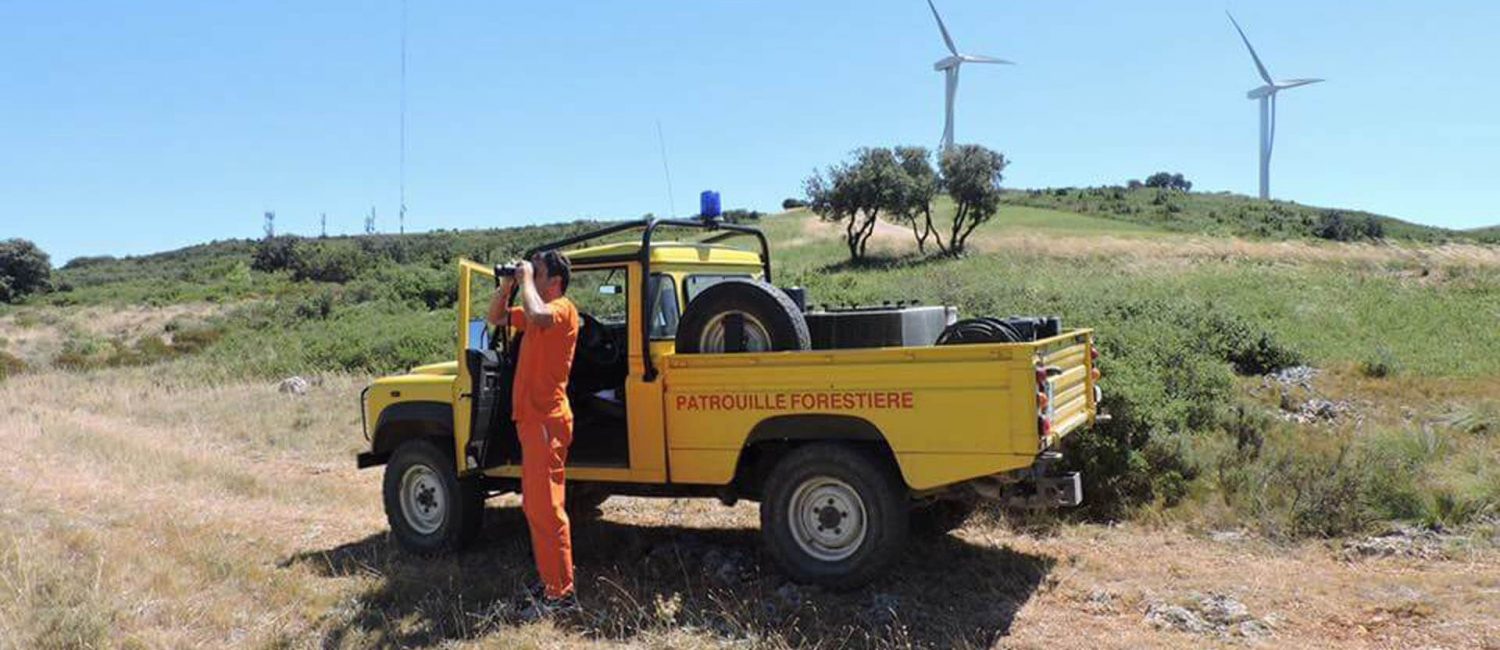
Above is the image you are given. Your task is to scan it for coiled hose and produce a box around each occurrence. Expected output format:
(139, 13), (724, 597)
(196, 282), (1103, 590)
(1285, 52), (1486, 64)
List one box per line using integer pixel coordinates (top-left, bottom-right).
(935, 317), (1024, 345)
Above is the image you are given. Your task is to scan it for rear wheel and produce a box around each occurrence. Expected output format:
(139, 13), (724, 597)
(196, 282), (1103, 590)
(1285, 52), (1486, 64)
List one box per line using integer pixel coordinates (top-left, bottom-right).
(383, 439), (485, 554)
(761, 444), (908, 589)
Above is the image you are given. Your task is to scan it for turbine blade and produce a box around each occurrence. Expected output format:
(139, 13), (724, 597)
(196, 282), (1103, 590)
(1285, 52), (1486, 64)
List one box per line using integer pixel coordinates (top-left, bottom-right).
(1226, 11), (1274, 85)
(959, 54), (1014, 65)
(1275, 78), (1325, 90)
(927, 0), (959, 56)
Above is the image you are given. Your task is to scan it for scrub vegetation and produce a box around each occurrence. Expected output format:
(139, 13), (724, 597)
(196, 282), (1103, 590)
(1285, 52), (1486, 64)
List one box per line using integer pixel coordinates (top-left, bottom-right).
(3, 193), (1498, 647)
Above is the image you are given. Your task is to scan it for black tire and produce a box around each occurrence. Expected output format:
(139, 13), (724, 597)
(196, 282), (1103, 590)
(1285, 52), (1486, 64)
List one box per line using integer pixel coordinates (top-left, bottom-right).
(383, 439), (485, 554)
(910, 498), (978, 537)
(675, 279), (810, 354)
(760, 444), (909, 589)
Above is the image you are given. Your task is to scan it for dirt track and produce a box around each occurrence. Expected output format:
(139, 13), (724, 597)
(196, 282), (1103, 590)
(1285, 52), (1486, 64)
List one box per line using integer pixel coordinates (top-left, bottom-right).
(2, 367), (1497, 648)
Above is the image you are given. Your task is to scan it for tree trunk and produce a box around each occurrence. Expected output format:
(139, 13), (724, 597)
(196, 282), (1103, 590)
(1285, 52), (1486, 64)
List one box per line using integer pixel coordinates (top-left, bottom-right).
(949, 205), (968, 255)
(908, 215), (927, 254)
(924, 206), (948, 255)
(845, 215), (861, 261)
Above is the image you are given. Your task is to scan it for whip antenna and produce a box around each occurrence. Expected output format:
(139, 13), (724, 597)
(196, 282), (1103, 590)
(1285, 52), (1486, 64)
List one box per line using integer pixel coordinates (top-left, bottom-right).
(399, 0), (408, 234)
(655, 119), (677, 218)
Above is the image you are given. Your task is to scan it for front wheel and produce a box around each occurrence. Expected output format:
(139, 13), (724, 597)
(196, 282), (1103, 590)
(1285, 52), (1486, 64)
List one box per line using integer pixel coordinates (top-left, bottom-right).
(383, 439), (484, 554)
(761, 444), (909, 589)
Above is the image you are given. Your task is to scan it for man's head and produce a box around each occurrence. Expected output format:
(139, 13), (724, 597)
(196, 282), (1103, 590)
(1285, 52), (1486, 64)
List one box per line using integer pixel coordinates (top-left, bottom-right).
(531, 249), (571, 299)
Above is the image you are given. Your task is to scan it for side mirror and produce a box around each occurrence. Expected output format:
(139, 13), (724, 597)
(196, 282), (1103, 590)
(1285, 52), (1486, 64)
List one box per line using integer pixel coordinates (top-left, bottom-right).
(598, 284), (623, 295)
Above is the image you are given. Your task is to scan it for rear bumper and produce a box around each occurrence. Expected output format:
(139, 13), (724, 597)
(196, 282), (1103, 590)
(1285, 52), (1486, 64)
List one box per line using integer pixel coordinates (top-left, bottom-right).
(950, 452), (1083, 509)
(1002, 471), (1082, 508)
(356, 451), (388, 469)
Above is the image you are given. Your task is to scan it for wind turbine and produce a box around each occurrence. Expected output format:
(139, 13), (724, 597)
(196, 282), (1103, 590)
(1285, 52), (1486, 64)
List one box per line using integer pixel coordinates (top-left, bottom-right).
(1227, 11), (1324, 200)
(925, 0), (1012, 151)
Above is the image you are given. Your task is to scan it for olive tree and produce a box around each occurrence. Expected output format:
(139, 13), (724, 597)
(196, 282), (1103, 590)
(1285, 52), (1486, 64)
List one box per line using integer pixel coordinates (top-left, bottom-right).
(890, 146), (943, 254)
(804, 148), (905, 263)
(0, 239), (52, 303)
(938, 145), (1007, 255)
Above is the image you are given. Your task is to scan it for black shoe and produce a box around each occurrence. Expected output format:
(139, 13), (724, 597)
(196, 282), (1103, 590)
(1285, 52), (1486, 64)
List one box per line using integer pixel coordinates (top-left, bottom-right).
(516, 592), (580, 622)
(511, 580), (546, 610)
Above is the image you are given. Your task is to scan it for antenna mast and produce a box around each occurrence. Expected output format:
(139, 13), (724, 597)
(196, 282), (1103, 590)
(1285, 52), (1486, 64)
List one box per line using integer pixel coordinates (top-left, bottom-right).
(399, 0), (408, 235)
(655, 119), (677, 218)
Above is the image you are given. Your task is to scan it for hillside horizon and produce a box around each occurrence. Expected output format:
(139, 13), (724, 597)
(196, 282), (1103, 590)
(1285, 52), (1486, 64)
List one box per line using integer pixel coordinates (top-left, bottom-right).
(48, 187), (1500, 266)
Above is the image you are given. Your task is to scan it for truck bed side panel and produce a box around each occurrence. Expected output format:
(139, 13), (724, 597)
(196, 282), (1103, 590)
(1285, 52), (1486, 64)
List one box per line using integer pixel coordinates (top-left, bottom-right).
(661, 345), (1050, 490)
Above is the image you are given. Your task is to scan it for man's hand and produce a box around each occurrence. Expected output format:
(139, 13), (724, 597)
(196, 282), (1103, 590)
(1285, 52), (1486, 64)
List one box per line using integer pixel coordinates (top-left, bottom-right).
(514, 261), (533, 283)
(487, 276), (516, 327)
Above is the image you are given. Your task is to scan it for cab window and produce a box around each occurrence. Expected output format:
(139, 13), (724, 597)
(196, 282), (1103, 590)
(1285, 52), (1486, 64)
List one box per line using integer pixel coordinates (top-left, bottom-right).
(649, 274), (679, 340)
(684, 273), (753, 304)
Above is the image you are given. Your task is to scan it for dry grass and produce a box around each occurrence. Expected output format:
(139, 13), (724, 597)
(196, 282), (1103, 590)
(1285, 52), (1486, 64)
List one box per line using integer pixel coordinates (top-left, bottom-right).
(0, 302), (224, 368)
(1, 365), (1496, 648)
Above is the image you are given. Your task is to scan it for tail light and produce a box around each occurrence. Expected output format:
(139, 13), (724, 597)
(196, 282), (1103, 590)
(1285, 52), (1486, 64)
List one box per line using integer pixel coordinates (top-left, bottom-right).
(1036, 364), (1052, 439)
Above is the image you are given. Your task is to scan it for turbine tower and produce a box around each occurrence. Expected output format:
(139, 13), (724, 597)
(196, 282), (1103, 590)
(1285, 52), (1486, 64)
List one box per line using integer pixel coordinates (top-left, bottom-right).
(925, 0), (1012, 151)
(1227, 12), (1324, 200)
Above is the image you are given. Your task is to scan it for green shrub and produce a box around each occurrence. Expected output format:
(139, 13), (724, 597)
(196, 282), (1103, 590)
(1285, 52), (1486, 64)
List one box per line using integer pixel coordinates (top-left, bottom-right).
(54, 337), (111, 370)
(251, 236), (302, 273)
(1359, 347), (1400, 378)
(0, 350), (26, 379)
(214, 302), (450, 376)
(292, 242), (368, 283)
(1215, 424), (1500, 538)
(348, 265), (456, 310)
(0, 239), (52, 303)
(1443, 402), (1499, 437)
(1314, 211), (1384, 242)
(13, 311), (42, 329)
(169, 324), (224, 355)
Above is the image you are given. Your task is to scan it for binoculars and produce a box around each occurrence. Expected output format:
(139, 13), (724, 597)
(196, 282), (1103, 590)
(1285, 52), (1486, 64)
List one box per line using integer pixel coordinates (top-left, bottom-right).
(494, 262), (519, 278)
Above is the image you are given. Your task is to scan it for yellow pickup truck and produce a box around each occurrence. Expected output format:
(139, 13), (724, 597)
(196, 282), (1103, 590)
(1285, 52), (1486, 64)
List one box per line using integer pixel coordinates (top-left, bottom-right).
(357, 217), (1100, 587)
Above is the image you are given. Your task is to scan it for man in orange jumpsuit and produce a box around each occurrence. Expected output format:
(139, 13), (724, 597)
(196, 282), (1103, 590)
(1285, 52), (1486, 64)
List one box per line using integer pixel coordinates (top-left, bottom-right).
(488, 249), (580, 617)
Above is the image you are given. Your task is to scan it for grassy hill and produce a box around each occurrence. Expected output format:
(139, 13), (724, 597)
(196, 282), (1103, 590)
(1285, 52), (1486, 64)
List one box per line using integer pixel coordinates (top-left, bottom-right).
(1002, 187), (1488, 243)
(1467, 224), (1500, 243)
(3, 199), (1498, 647)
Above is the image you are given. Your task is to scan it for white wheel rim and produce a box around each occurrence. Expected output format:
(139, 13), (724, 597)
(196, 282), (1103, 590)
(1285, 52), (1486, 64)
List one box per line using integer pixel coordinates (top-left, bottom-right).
(788, 476), (867, 562)
(400, 464), (447, 535)
(699, 311), (773, 352)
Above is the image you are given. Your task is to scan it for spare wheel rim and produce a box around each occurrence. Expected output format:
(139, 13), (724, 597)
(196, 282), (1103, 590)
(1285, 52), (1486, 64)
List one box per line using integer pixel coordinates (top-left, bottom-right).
(699, 311), (773, 352)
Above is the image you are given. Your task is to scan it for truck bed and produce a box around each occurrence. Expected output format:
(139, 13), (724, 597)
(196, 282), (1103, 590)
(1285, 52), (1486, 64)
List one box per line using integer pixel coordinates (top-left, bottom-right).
(659, 329), (1097, 491)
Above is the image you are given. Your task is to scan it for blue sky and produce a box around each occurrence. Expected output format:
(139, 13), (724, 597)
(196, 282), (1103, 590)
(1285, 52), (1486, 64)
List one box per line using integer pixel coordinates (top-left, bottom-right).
(4, 1), (1497, 263)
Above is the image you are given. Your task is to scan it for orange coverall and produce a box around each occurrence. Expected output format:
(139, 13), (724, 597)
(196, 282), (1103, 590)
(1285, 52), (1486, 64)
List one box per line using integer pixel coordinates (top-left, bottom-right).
(508, 299), (579, 599)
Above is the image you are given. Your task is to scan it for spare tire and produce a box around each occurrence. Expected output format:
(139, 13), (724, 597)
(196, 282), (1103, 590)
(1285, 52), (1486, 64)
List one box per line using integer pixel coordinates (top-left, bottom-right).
(675, 279), (811, 354)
